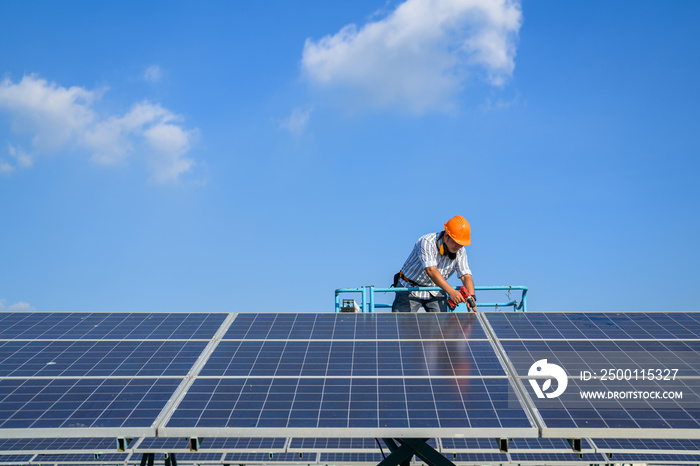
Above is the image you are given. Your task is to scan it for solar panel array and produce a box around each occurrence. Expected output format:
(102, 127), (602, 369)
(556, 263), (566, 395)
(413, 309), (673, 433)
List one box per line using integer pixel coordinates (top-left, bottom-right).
(1, 311), (700, 466)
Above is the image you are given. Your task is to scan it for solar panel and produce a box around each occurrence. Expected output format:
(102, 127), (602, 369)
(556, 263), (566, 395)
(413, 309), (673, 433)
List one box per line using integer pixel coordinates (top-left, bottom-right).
(592, 437), (700, 453)
(438, 437), (500, 452)
(507, 437), (595, 452)
(33, 453), (129, 462)
(163, 376), (533, 435)
(134, 437), (288, 453)
(224, 312), (487, 340)
(0, 340), (208, 377)
(224, 452), (316, 463)
(485, 312), (700, 340)
(450, 452), (509, 463)
(286, 438), (438, 453)
(508, 451), (607, 463)
(605, 452), (700, 462)
(317, 452), (384, 464)
(200, 340), (505, 377)
(0, 378), (181, 435)
(499, 339), (700, 377)
(0, 437), (122, 454)
(4, 309), (700, 462)
(0, 312), (228, 340)
(0, 454), (35, 463)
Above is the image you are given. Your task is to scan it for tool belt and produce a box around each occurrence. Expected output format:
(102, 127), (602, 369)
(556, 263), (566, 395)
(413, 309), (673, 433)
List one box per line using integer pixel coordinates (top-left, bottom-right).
(392, 270), (431, 288)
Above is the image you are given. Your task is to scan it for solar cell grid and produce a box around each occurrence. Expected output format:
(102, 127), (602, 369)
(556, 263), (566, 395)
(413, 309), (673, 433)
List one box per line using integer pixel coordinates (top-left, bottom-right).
(0, 313), (227, 340)
(451, 452), (509, 463)
(592, 437), (700, 452)
(0, 340), (207, 377)
(287, 438), (385, 451)
(500, 339), (700, 377)
(34, 453), (128, 462)
(224, 452), (315, 463)
(0, 378), (180, 430)
(607, 452), (700, 462)
(0, 454), (34, 462)
(0, 437), (119, 452)
(224, 313), (486, 340)
(317, 452), (383, 463)
(507, 437), (593, 451)
(485, 312), (700, 340)
(534, 378), (700, 432)
(508, 452), (605, 462)
(164, 376), (532, 432)
(200, 340), (505, 377)
(438, 438), (499, 451)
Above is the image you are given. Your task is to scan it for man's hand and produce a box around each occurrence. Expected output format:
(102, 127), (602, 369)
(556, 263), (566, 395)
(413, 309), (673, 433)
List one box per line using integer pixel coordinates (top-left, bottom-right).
(447, 288), (465, 305)
(466, 295), (478, 313)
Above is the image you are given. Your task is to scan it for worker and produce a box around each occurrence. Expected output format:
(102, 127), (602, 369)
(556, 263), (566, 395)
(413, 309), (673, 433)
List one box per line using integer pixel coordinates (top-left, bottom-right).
(392, 215), (477, 312)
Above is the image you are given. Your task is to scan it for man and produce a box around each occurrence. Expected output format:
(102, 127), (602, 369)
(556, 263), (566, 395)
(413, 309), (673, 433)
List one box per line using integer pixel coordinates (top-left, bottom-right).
(392, 215), (477, 313)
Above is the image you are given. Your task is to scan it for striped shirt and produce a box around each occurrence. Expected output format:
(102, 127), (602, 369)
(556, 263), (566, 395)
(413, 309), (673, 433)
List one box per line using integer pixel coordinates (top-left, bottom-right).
(398, 232), (472, 299)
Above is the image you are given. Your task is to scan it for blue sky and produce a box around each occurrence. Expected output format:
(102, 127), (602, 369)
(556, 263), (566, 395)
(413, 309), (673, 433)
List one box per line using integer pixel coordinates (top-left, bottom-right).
(1, 0), (698, 313)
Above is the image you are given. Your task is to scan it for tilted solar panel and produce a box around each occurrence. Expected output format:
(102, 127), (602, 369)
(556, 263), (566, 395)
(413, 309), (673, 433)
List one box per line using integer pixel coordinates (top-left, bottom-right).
(224, 312), (487, 340)
(482, 311), (700, 439)
(200, 340), (505, 378)
(0, 437), (121, 454)
(162, 376), (533, 436)
(485, 312), (700, 340)
(592, 437), (700, 453)
(0, 312), (228, 340)
(0, 340), (208, 377)
(499, 339), (700, 377)
(0, 377), (181, 436)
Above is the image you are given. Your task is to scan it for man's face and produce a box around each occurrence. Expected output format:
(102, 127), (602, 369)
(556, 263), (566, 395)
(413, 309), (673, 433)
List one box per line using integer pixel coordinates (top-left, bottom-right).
(445, 234), (463, 254)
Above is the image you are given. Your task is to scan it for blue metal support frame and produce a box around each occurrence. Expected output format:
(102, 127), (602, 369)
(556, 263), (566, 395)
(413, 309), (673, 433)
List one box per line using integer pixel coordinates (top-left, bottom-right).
(335, 285), (527, 312)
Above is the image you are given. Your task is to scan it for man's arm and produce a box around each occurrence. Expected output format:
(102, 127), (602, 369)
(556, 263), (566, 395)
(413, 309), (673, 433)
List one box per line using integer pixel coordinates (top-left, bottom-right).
(425, 266), (465, 305)
(460, 274), (477, 312)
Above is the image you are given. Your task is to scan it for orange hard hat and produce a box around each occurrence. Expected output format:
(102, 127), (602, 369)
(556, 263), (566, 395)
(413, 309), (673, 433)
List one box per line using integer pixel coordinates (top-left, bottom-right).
(444, 216), (471, 246)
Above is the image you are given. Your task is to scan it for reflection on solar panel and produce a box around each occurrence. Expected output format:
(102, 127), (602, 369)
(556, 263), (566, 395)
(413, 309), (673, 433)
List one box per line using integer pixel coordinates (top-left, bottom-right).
(200, 340), (505, 377)
(165, 377), (530, 431)
(224, 312), (487, 340)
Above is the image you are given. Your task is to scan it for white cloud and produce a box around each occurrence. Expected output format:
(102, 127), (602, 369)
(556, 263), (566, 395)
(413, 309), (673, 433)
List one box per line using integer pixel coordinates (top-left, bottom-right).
(302, 0), (522, 114)
(0, 74), (196, 182)
(280, 106), (313, 136)
(0, 299), (35, 311)
(0, 144), (33, 174)
(144, 65), (163, 83)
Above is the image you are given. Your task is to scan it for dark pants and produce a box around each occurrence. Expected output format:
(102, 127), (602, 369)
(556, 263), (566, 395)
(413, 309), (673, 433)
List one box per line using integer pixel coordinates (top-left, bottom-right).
(392, 291), (448, 313)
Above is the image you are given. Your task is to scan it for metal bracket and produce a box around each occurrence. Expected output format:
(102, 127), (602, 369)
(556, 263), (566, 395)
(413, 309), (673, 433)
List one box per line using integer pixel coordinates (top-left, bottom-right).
(380, 438), (456, 466)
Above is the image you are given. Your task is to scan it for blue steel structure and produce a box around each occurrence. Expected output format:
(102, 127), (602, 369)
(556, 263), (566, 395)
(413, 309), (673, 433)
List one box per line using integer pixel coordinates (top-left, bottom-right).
(334, 285), (528, 313)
